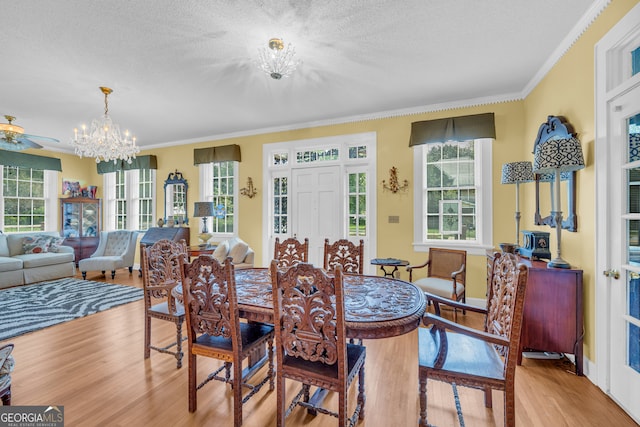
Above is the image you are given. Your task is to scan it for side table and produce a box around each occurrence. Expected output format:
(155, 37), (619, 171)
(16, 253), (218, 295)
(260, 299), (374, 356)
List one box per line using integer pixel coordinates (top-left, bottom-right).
(370, 258), (409, 278)
(188, 245), (216, 257)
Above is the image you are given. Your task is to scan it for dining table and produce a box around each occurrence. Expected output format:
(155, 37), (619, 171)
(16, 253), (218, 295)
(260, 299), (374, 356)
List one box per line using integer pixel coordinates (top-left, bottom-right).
(174, 267), (427, 340)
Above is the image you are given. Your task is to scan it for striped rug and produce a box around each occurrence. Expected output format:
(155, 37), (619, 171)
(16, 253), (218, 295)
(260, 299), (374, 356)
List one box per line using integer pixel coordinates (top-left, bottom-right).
(0, 278), (143, 341)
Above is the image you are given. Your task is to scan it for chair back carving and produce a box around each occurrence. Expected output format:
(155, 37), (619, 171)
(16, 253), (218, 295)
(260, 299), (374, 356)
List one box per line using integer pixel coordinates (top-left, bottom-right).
(182, 256), (240, 344)
(273, 237), (309, 269)
(323, 238), (364, 274)
(271, 262), (346, 365)
(141, 239), (188, 315)
(428, 247), (466, 283)
(486, 252), (527, 360)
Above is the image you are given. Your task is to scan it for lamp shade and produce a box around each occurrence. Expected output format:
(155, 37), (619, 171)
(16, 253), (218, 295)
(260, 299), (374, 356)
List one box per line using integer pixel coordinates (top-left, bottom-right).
(533, 137), (585, 173)
(501, 161), (534, 184)
(193, 201), (214, 218)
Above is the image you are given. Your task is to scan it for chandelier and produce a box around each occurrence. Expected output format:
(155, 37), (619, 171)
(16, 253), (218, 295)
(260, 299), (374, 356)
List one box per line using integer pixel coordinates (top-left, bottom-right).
(72, 86), (140, 164)
(257, 38), (301, 80)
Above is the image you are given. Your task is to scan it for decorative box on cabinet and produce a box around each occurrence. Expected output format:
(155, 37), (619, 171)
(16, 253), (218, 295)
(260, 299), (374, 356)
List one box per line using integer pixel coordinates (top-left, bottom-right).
(60, 197), (102, 266)
(138, 227), (190, 275)
(487, 251), (584, 375)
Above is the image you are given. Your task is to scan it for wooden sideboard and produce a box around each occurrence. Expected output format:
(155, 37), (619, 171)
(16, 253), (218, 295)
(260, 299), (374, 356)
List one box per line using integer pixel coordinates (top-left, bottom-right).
(487, 251), (584, 375)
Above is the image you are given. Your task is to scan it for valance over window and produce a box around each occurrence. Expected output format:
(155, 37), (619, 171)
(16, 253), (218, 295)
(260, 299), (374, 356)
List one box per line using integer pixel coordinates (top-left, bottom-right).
(97, 155), (158, 174)
(0, 151), (62, 171)
(409, 112), (496, 146)
(193, 144), (241, 165)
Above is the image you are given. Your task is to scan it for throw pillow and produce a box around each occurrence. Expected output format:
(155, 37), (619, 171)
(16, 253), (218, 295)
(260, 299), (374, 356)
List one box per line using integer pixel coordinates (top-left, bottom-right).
(228, 241), (249, 264)
(22, 235), (52, 254)
(47, 236), (65, 252)
(212, 240), (229, 263)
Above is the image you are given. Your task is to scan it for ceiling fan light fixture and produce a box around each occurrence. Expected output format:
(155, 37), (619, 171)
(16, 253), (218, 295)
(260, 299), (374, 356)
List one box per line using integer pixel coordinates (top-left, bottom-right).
(257, 37), (301, 80)
(72, 86), (140, 164)
(0, 115), (58, 151)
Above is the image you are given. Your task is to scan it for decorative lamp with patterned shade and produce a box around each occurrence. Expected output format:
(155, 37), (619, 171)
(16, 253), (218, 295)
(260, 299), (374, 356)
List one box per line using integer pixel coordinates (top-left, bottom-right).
(532, 116), (585, 268)
(193, 202), (214, 246)
(501, 161), (534, 247)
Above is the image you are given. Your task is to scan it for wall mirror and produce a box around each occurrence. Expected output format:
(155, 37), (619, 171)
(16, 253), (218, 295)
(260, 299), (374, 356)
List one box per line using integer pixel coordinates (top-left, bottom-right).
(532, 116), (578, 232)
(534, 171), (577, 231)
(164, 170), (188, 225)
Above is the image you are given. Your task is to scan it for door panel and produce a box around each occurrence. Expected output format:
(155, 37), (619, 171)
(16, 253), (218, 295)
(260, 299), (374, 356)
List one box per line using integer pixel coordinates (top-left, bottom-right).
(609, 84), (640, 421)
(292, 166), (341, 266)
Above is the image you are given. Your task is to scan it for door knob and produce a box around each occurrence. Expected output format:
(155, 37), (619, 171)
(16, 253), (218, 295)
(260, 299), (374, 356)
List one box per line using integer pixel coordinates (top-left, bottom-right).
(603, 269), (620, 279)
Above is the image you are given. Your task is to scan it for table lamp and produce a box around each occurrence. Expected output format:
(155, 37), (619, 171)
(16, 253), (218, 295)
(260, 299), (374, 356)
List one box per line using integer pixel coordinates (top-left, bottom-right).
(501, 161), (534, 247)
(193, 202), (214, 246)
(533, 134), (585, 268)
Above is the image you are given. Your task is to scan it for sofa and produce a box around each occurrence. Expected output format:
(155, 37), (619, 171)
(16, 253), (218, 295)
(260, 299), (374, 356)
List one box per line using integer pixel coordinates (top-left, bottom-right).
(0, 231), (76, 289)
(210, 237), (254, 269)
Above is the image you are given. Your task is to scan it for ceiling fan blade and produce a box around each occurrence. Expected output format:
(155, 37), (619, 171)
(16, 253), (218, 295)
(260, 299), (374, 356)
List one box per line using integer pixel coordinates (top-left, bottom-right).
(20, 133), (60, 144)
(0, 135), (43, 151)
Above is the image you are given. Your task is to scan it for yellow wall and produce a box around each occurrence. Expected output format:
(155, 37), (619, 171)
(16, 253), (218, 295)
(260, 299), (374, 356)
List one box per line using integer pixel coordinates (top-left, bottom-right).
(34, 0), (638, 363)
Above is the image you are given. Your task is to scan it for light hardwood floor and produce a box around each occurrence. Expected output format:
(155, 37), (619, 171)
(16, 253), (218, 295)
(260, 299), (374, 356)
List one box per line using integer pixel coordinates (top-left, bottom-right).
(3, 269), (638, 426)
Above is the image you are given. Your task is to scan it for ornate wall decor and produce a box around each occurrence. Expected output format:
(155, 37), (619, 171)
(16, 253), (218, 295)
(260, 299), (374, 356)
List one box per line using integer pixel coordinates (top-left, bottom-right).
(240, 177), (258, 198)
(382, 166), (408, 193)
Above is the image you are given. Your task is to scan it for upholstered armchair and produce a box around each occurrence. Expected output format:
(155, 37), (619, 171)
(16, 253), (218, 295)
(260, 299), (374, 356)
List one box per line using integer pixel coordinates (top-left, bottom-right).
(79, 230), (138, 279)
(0, 343), (15, 405)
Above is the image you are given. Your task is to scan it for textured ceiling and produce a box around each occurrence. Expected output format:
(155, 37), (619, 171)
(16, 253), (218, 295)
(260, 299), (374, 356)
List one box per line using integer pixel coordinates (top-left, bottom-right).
(0, 0), (601, 152)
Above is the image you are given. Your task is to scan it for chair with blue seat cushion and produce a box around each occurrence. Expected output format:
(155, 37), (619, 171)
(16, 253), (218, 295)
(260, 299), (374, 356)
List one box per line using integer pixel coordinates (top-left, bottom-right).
(181, 255), (274, 426)
(417, 252), (528, 427)
(78, 230), (138, 279)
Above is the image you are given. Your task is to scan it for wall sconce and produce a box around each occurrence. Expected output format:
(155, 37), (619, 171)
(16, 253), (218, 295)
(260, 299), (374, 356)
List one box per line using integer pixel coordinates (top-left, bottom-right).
(382, 167), (409, 193)
(240, 177), (258, 198)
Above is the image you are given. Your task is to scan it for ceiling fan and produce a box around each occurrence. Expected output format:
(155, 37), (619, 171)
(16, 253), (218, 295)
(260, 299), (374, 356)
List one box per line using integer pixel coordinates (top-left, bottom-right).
(0, 115), (60, 151)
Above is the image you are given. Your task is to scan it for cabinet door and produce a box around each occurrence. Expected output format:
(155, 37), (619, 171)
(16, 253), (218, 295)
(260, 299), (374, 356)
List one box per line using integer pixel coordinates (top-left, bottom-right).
(62, 202), (81, 238)
(82, 202), (99, 237)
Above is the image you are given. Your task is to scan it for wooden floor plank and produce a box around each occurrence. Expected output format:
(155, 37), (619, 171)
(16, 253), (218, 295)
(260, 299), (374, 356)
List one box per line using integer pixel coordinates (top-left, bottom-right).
(2, 269), (637, 426)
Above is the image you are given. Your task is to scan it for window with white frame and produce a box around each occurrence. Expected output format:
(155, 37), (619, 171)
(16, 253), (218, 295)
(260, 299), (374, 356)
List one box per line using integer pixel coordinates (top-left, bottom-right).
(413, 139), (492, 255)
(199, 161), (237, 237)
(103, 168), (156, 231)
(0, 166), (58, 232)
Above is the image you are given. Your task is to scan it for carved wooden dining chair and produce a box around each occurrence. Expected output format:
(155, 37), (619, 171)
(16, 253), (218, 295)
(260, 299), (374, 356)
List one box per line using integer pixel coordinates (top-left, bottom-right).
(181, 255), (275, 426)
(406, 247), (467, 321)
(274, 236), (309, 269)
(141, 239), (188, 368)
(417, 252), (528, 427)
(270, 261), (366, 426)
(323, 238), (364, 274)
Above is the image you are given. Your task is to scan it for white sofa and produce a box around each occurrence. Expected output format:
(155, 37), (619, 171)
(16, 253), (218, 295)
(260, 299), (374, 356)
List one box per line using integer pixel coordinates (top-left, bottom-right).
(210, 237), (254, 269)
(0, 231), (76, 289)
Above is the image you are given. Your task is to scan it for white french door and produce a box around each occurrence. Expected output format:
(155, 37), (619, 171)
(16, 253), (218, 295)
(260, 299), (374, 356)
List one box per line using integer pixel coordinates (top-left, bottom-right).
(607, 84), (640, 422)
(292, 166), (342, 265)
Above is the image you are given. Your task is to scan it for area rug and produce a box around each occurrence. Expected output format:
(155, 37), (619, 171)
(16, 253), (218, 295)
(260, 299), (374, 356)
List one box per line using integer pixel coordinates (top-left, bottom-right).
(0, 277), (143, 341)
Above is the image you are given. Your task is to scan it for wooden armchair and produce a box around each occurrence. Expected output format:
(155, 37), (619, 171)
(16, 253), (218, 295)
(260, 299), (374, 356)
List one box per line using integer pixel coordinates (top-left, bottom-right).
(141, 239), (188, 368)
(406, 247), (466, 320)
(274, 237), (309, 269)
(323, 238), (364, 274)
(181, 255), (274, 426)
(270, 261), (366, 426)
(0, 343), (14, 405)
(417, 252), (528, 427)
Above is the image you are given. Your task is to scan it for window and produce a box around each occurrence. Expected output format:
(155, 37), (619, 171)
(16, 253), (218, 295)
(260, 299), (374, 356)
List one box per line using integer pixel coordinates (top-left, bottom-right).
(200, 161), (237, 238)
(0, 166), (58, 232)
(347, 170), (367, 237)
(103, 168), (156, 231)
(413, 139), (492, 255)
